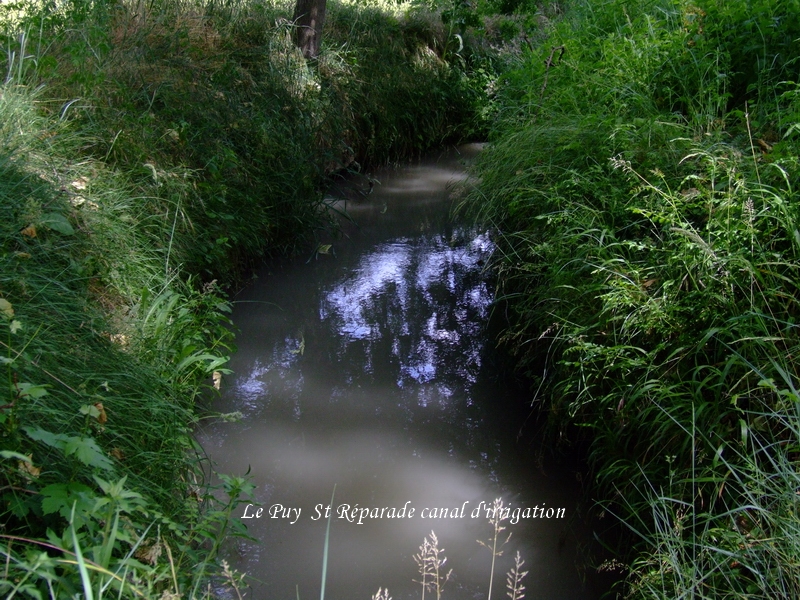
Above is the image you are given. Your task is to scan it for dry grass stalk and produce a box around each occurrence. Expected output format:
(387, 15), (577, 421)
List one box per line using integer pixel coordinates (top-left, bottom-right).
(478, 498), (512, 600)
(505, 551), (528, 600)
(414, 530), (452, 600)
(372, 587), (392, 600)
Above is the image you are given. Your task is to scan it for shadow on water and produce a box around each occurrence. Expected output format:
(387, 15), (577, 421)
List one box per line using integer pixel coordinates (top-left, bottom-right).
(197, 145), (608, 600)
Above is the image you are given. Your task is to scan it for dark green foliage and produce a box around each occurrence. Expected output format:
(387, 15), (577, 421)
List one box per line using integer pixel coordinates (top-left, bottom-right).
(0, 0), (506, 595)
(0, 85), (249, 597)
(0, 0), (495, 288)
(463, 0), (800, 596)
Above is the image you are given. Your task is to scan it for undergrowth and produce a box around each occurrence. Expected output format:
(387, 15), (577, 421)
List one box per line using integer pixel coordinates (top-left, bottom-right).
(464, 0), (800, 597)
(0, 81), (254, 598)
(0, 0), (508, 597)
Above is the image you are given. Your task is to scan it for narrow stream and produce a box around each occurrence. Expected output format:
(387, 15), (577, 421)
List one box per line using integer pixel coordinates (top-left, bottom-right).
(197, 145), (600, 599)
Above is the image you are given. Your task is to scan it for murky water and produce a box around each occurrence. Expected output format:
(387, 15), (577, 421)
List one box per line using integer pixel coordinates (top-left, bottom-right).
(198, 145), (600, 600)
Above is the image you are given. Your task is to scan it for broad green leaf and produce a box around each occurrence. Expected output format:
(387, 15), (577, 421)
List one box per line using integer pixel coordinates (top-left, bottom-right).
(24, 426), (69, 449)
(25, 427), (115, 471)
(41, 212), (75, 235)
(93, 475), (146, 513)
(79, 404), (101, 418)
(94, 474), (126, 496)
(16, 382), (50, 399)
(4, 492), (31, 518)
(63, 436), (115, 471)
(41, 482), (95, 518)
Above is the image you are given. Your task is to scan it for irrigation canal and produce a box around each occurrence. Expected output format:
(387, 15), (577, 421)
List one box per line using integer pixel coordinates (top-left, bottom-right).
(197, 145), (603, 599)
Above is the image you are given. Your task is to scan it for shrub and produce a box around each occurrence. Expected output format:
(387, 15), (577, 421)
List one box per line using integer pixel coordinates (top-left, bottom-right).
(464, 0), (800, 596)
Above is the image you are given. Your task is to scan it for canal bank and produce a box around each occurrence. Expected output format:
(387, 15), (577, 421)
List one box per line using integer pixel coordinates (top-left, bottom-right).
(0, 2), (507, 594)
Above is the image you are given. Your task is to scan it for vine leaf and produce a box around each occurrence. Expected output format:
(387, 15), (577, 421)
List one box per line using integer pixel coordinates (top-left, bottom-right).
(24, 427), (115, 471)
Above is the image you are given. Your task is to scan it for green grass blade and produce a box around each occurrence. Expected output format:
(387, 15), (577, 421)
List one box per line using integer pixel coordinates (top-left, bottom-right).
(71, 502), (95, 600)
(320, 484), (336, 600)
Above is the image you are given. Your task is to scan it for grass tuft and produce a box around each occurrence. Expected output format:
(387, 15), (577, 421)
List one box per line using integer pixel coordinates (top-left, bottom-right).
(464, 0), (800, 596)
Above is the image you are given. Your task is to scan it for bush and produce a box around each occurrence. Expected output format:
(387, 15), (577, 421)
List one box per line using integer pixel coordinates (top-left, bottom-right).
(464, 0), (800, 596)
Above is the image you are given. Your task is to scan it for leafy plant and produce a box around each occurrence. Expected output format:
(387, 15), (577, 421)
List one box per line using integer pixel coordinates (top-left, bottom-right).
(463, 0), (800, 597)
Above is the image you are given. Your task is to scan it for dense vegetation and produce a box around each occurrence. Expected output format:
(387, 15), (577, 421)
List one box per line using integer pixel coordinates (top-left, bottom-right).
(464, 0), (800, 597)
(0, 0), (500, 596)
(4, 0), (798, 596)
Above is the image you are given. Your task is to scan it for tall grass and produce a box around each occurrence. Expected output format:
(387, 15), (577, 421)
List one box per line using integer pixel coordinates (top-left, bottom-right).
(0, 79), (254, 597)
(0, 0), (505, 596)
(378, 501), (525, 600)
(464, 0), (800, 596)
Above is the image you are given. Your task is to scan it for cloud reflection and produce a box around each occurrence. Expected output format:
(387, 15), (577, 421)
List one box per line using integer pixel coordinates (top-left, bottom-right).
(320, 231), (493, 396)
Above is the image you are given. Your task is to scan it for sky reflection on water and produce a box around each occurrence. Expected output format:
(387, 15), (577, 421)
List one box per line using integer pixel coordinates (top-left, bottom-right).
(197, 146), (598, 600)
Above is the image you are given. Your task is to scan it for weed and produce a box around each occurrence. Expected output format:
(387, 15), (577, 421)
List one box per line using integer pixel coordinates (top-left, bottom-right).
(463, 0), (800, 596)
(414, 530), (451, 600)
(367, 504), (528, 600)
(477, 498), (512, 600)
(372, 587), (392, 600)
(505, 550), (528, 600)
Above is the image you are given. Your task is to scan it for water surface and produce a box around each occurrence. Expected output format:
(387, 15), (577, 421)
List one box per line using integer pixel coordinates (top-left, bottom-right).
(198, 145), (599, 600)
